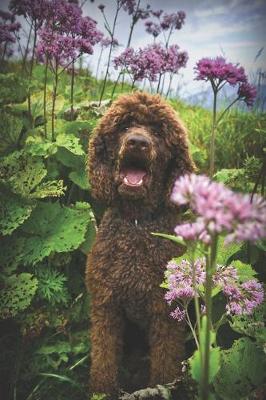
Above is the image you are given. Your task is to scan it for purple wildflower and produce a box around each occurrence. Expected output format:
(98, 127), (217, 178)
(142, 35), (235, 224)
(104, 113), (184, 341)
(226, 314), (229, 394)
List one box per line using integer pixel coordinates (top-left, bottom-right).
(166, 258), (264, 320)
(194, 57), (256, 106)
(165, 258), (206, 305)
(98, 4), (105, 12)
(238, 82), (257, 107)
(9, 0), (48, 29)
(194, 57), (247, 85)
(101, 37), (119, 48)
(151, 10), (163, 18)
(145, 20), (161, 38)
(225, 279), (264, 315)
(113, 43), (187, 83)
(171, 174), (266, 244)
(160, 11), (186, 31)
(170, 306), (186, 321)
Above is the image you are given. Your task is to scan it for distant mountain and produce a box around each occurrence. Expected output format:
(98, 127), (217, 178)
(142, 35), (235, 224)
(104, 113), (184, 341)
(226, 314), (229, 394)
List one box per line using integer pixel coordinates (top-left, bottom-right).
(183, 84), (266, 112)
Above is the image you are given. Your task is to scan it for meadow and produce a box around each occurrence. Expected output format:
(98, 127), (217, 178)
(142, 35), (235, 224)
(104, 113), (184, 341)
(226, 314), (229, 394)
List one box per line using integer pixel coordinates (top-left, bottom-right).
(0, 1), (265, 400)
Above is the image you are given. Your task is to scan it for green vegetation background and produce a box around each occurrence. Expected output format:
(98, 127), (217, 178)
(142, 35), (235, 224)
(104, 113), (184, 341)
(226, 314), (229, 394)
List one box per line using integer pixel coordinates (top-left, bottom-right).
(0, 62), (265, 400)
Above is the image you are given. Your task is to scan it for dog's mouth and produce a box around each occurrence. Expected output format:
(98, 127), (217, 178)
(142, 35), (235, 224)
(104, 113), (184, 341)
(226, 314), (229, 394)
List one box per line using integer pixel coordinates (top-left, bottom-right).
(119, 156), (151, 188)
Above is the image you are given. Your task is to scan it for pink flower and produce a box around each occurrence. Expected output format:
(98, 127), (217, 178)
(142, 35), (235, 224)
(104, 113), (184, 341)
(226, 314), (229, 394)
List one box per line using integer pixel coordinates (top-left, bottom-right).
(166, 258), (264, 320)
(170, 306), (186, 321)
(194, 57), (256, 106)
(171, 174), (266, 244)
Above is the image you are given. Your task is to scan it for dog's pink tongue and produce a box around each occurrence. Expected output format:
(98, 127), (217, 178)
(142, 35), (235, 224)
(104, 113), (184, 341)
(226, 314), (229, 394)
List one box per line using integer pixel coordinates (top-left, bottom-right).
(124, 168), (146, 185)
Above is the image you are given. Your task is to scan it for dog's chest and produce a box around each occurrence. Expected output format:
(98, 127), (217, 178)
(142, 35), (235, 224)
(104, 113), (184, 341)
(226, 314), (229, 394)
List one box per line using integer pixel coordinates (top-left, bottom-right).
(98, 212), (179, 294)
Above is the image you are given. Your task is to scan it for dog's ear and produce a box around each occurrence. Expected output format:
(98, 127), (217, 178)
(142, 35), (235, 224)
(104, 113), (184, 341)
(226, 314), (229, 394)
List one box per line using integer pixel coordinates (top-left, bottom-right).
(88, 132), (116, 204)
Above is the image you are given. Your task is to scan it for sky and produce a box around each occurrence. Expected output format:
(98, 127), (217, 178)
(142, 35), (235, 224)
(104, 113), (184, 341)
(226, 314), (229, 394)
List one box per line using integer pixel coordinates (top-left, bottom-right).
(85, 0), (266, 99)
(1, 0), (266, 100)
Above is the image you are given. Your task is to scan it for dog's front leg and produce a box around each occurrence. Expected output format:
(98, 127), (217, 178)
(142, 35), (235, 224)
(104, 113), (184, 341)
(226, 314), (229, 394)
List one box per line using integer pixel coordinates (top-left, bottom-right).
(89, 304), (124, 399)
(148, 298), (185, 386)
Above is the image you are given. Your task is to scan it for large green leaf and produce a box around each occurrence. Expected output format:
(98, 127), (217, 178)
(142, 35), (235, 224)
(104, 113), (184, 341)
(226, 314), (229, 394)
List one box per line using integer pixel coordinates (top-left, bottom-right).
(0, 110), (23, 155)
(0, 73), (28, 105)
(0, 189), (36, 235)
(56, 133), (85, 156)
(0, 150), (47, 196)
(216, 238), (242, 265)
(214, 338), (266, 400)
(189, 347), (221, 385)
(230, 303), (266, 344)
(230, 260), (257, 282)
(0, 236), (25, 274)
(17, 201), (91, 265)
(189, 316), (220, 384)
(69, 170), (89, 190)
(25, 136), (58, 158)
(29, 180), (65, 199)
(0, 273), (38, 319)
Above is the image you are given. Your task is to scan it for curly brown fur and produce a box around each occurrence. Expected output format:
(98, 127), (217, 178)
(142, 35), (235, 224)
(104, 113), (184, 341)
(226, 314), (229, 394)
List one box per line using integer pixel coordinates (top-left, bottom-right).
(86, 92), (194, 399)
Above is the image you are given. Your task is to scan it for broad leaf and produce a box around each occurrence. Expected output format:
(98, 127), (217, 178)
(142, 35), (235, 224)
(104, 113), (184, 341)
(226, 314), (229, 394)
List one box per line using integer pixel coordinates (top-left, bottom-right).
(0, 189), (36, 235)
(230, 303), (266, 344)
(214, 338), (266, 399)
(151, 232), (186, 246)
(0, 273), (38, 319)
(17, 201), (91, 265)
(230, 260), (257, 282)
(0, 150), (47, 196)
(69, 170), (89, 190)
(56, 133), (85, 156)
(29, 180), (65, 199)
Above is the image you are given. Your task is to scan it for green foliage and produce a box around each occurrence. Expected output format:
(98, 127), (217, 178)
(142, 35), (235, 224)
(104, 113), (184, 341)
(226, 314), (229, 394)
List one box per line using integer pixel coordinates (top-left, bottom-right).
(214, 338), (266, 399)
(0, 73), (28, 105)
(0, 273), (38, 319)
(37, 267), (69, 305)
(0, 62), (265, 400)
(14, 201), (91, 265)
(0, 150), (47, 196)
(230, 302), (266, 344)
(0, 110), (23, 155)
(0, 188), (36, 235)
(189, 316), (221, 384)
(230, 259), (257, 282)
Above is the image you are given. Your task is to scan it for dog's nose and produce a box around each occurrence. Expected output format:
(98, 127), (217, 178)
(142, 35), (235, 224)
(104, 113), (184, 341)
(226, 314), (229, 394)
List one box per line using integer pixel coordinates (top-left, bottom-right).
(126, 134), (150, 152)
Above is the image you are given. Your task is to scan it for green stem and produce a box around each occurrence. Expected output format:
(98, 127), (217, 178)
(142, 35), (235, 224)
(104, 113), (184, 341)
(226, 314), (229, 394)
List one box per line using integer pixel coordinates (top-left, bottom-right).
(70, 59), (75, 120)
(200, 235), (218, 400)
(156, 73), (162, 93)
(51, 63), (58, 141)
(43, 56), (48, 138)
(27, 26), (37, 126)
(210, 88), (218, 177)
(185, 306), (200, 349)
(99, 6), (120, 106)
(216, 97), (240, 126)
(111, 71), (122, 98)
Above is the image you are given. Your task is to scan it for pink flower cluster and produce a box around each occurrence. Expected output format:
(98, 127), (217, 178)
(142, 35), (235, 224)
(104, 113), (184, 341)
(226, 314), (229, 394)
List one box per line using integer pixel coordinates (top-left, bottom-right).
(36, 0), (103, 68)
(165, 258), (264, 321)
(100, 37), (119, 48)
(160, 11), (186, 30)
(122, 0), (150, 19)
(9, 0), (48, 29)
(113, 43), (188, 82)
(194, 57), (257, 106)
(0, 9), (20, 59)
(171, 174), (266, 244)
(145, 10), (186, 38)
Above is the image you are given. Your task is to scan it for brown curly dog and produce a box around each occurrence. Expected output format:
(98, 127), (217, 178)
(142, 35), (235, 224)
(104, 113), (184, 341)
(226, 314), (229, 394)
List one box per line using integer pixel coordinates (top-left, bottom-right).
(86, 91), (194, 398)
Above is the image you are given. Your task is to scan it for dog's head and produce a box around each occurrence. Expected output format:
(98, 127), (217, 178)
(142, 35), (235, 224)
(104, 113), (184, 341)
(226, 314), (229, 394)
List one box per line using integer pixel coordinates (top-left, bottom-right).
(88, 92), (195, 208)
